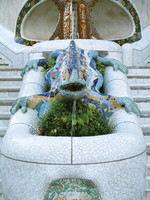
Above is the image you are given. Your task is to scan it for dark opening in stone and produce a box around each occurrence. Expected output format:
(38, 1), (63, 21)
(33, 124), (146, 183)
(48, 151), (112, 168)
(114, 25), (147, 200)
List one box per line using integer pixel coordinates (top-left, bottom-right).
(61, 83), (86, 92)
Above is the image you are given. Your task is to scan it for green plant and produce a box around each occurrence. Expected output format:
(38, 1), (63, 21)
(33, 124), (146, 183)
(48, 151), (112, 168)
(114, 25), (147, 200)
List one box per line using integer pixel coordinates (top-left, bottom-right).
(41, 56), (104, 76)
(41, 57), (57, 91)
(94, 57), (105, 77)
(94, 57), (105, 93)
(41, 57), (57, 75)
(40, 98), (111, 137)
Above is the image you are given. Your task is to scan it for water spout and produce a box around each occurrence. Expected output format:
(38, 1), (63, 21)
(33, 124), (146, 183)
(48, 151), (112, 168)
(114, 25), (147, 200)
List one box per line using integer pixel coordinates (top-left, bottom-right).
(71, 100), (76, 137)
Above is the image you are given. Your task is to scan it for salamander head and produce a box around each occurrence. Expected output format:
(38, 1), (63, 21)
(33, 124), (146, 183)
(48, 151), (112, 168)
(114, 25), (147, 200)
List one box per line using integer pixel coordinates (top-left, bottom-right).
(45, 40), (102, 100)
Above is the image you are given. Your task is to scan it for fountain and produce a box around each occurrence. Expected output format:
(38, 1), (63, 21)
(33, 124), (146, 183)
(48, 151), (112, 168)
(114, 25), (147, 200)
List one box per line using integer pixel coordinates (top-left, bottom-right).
(1, 0), (146, 199)
(1, 39), (146, 200)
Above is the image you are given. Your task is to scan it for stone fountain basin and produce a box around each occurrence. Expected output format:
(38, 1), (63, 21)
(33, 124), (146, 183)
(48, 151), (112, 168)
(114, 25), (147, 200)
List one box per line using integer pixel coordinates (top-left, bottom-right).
(1, 40), (146, 200)
(1, 75), (146, 200)
(1, 109), (145, 165)
(1, 108), (146, 200)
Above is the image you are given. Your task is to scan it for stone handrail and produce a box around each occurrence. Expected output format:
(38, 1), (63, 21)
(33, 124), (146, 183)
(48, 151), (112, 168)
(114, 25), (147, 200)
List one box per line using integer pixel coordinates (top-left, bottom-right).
(0, 25), (30, 68)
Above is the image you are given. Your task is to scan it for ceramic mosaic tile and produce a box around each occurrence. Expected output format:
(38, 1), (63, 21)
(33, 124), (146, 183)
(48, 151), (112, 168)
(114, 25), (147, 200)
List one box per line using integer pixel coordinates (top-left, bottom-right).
(1, 152), (146, 200)
(15, 0), (141, 46)
(44, 179), (101, 200)
(10, 41), (141, 134)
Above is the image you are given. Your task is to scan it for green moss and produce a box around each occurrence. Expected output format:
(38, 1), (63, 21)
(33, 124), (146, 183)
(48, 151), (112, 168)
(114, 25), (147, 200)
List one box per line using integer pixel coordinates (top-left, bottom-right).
(40, 98), (111, 137)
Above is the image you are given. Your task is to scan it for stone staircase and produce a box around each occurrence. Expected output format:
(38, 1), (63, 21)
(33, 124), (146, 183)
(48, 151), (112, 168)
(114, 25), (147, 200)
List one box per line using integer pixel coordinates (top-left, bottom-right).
(0, 56), (23, 137)
(127, 65), (150, 200)
(0, 54), (23, 199)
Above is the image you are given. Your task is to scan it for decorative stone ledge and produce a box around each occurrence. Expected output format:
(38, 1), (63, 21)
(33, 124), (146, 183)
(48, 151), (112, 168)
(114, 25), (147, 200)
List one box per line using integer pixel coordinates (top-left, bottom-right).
(0, 25), (30, 68)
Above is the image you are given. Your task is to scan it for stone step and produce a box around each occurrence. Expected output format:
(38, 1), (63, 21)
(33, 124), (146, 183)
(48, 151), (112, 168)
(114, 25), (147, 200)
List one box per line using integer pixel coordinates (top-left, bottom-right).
(0, 105), (11, 113)
(141, 110), (150, 117)
(0, 122), (9, 137)
(0, 59), (10, 65)
(128, 68), (150, 74)
(139, 118), (150, 126)
(142, 137), (150, 160)
(144, 136), (150, 144)
(133, 96), (150, 102)
(146, 177), (150, 191)
(0, 69), (23, 89)
(0, 59), (5, 64)
(0, 80), (22, 87)
(139, 110), (150, 126)
(145, 136), (150, 155)
(128, 74), (150, 79)
(0, 68), (23, 80)
(0, 177), (2, 196)
(146, 153), (150, 161)
(0, 119), (10, 128)
(0, 63), (9, 68)
(142, 125), (150, 135)
(145, 190), (150, 200)
(130, 84), (150, 89)
(147, 163), (150, 176)
(0, 53), (11, 62)
(128, 78), (150, 85)
(0, 91), (19, 99)
(136, 102), (150, 110)
(0, 113), (11, 136)
(128, 66), (150, 69)
(0, 114), (11, 120)
(0, 77), (22, 81)
(0, 98), (16, 106)
(0, 71), (22, 77)
(0, 67), (23, 71)
(0, 87), (20, 92)
(0, 127), (7, 137)
(0, 75), (20, 96)
(130, 89), (150, 96)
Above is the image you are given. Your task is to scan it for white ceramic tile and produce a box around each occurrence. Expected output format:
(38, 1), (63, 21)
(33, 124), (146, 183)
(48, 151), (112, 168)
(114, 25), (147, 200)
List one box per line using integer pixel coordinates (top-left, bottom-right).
(1, 152), (146, 200)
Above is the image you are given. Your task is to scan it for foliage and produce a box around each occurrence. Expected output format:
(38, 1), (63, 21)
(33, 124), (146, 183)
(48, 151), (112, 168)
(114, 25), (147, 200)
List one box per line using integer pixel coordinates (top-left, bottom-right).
(94, 58), (105, 93)
(40, 98), (111, 137)
(94, 57), (105, 77)
(41, 57), (56, 75)
(41, 56), (104, 76)
(41, 57), (56, 91)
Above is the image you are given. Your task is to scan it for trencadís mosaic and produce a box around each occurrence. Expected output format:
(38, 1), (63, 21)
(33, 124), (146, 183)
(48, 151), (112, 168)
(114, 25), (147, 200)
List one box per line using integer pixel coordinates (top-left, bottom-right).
(15, 0), (141, 46)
